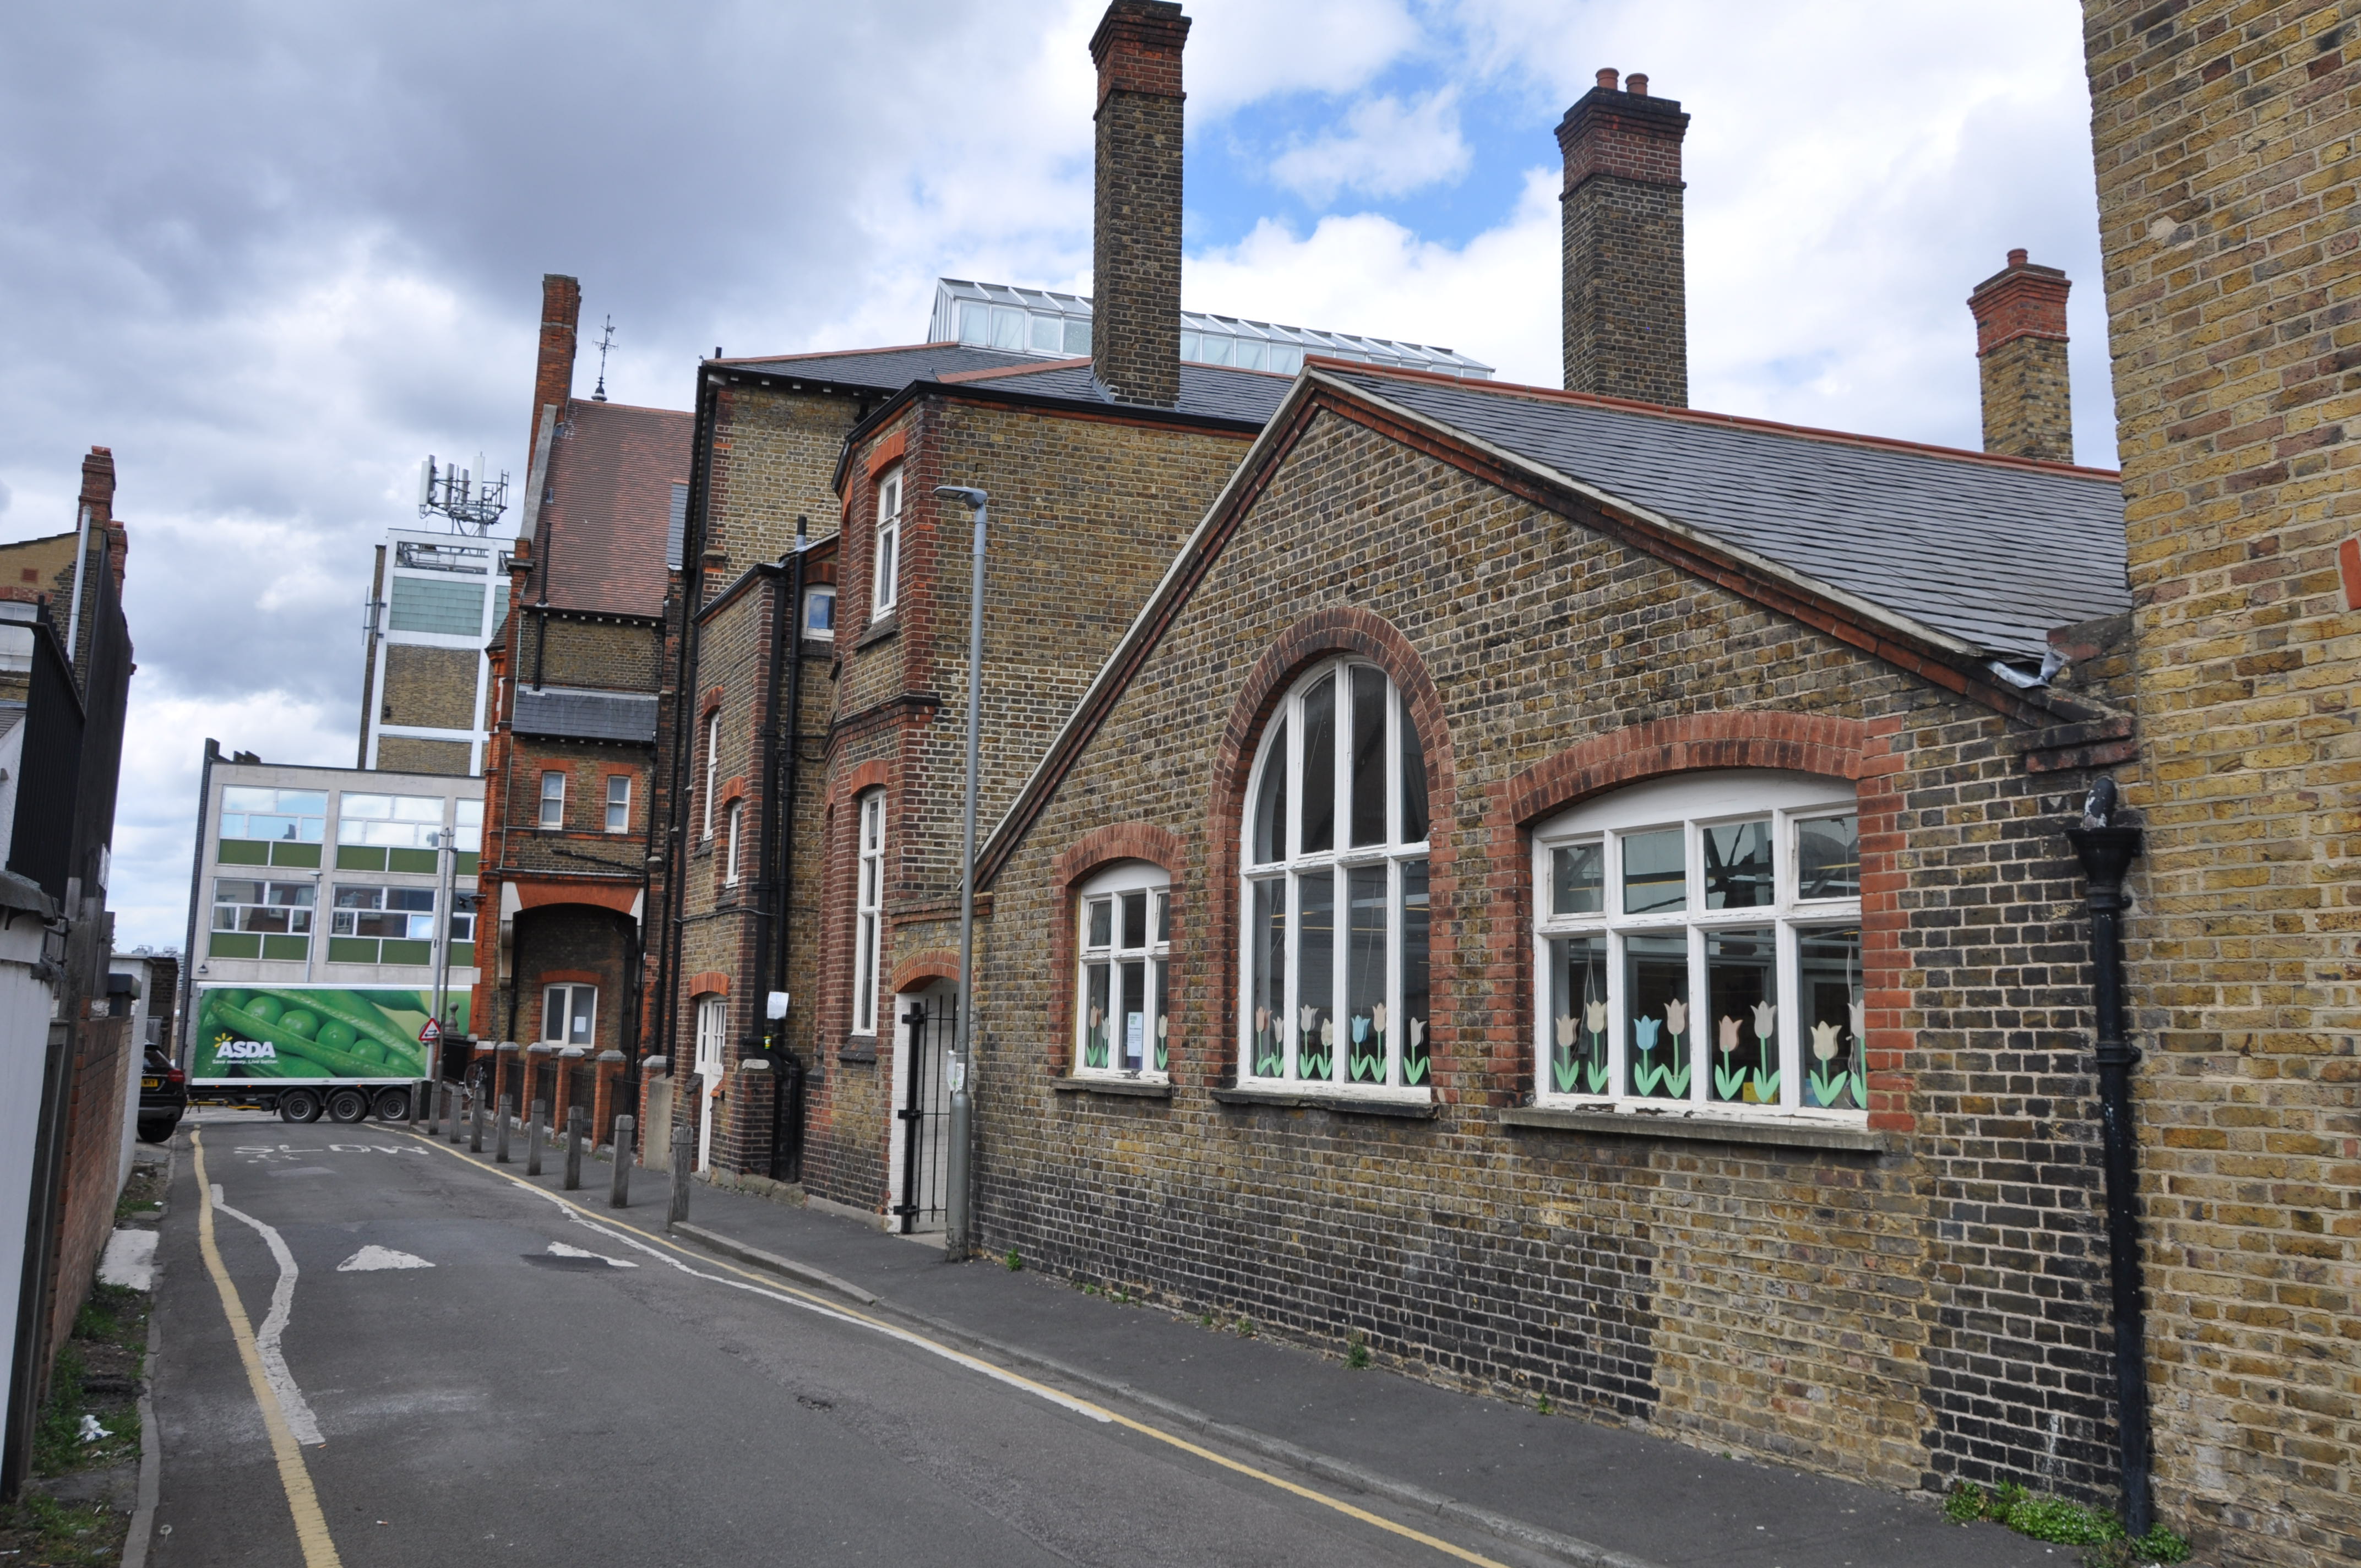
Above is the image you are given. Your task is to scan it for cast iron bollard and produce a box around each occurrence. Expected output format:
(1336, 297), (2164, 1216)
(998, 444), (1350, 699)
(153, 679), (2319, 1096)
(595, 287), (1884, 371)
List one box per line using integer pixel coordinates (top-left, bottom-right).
(495, 1095), (513, 1163)
(608, 1114), (633, 1207)
(668, 1122), (693, 1226)
(469, 1087), (485, 1152)
(526, 1098), (546, 1175)
(563, 1106), (585, 1190)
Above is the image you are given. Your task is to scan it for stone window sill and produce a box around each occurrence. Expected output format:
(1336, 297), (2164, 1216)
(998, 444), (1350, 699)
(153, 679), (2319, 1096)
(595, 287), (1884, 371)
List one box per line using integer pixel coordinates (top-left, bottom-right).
(1210, 1084), (1437, 1120)
(836, 1038), (879, 1064)
(1052, 1076), (1173, 1100)
(1498, 1104), (1895, 1153)
(855, 616), (900, 651)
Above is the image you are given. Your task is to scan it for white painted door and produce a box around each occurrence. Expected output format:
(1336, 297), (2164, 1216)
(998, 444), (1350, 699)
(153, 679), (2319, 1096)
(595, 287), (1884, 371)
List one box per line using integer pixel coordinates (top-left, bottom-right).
(693, 995), (727, 1173)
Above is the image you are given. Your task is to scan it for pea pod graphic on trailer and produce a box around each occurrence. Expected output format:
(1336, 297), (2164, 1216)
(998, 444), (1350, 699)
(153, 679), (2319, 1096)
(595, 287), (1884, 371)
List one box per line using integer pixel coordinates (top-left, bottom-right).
(188, 984), (461, 1124)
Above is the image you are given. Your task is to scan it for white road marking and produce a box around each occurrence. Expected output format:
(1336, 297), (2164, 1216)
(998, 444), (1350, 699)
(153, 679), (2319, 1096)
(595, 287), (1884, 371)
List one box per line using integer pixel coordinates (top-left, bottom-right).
(209, 1186), (327, 1446)
(336, 1246), (433, 1272)
(99, 1228), (159, 1291)
(546, 1242), (637, 1268)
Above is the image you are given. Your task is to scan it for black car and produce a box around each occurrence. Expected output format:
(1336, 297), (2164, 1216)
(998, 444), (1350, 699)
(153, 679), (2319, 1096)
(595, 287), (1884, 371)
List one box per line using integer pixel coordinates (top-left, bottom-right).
(138, 1048), (188, 1142)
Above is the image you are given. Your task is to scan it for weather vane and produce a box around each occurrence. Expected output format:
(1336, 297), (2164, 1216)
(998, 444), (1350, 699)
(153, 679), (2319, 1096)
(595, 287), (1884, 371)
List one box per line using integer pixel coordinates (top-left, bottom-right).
(592, 315), (616, 403)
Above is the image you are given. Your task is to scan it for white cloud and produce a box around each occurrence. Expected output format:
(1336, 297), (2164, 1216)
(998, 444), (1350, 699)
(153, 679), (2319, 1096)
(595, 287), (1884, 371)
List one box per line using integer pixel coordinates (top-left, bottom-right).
(1266, 89), (1472, 204)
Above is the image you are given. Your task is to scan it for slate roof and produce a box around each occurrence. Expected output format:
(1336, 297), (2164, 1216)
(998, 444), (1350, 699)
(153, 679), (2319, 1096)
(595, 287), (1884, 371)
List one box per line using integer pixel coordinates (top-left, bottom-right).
(539, 400), (693, 618)
(951, 360), (1292, 426)
(719, 342), (1040, 393)
(1337, 368), (2129, 660)
(511, 688), (659, 745)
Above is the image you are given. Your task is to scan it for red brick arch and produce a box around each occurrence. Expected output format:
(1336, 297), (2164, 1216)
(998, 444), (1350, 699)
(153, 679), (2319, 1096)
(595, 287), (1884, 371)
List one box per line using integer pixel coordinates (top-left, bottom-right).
(1489, 711), (1913, 1131)
(890, 950), (960, 994)
(1045, 823), (1190, 1076)
(1200, 607), (1464, 1095)
(687, 971), (730, 998)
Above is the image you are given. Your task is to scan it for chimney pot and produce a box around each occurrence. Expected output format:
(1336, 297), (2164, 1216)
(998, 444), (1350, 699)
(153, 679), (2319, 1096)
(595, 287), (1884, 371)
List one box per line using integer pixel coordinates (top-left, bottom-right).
(1089, 1), (1191, 408)
(1555, 72), (1691, 406)
(1967, 250), (2074, 462)
(1626, 73), (1648, 96)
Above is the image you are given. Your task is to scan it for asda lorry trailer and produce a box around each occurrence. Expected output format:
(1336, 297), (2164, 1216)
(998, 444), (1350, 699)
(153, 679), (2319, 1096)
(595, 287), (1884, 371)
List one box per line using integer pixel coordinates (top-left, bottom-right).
(188, 984), (458, 1122)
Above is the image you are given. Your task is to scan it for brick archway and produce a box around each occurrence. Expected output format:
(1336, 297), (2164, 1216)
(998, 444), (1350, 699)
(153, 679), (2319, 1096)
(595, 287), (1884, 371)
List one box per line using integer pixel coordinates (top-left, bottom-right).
(1490, 711), (1912, 1130)
(889, 951), (961, 994)
(1045, 823), (1189, 1075)
(1200, 607), (1464, 1094)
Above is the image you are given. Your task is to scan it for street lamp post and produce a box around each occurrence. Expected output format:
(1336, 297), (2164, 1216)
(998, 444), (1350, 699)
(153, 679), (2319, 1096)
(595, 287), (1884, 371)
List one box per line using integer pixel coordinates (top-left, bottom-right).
(932, 484), (990, 1258)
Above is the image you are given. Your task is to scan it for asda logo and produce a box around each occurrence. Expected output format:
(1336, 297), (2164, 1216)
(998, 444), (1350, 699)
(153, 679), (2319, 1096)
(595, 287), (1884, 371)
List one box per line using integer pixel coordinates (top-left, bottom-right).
(214, 1037), (278, 1063)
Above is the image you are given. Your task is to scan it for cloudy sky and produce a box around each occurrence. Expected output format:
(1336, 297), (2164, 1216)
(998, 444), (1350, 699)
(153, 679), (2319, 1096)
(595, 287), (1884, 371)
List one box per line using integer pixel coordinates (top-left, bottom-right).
(0, 0), (2106, 951)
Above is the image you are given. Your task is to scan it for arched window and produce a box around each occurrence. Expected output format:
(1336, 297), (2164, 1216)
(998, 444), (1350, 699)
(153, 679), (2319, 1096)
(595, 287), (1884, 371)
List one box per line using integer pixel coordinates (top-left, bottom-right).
(1531, 770), (1862, 1118)
(1241, 659), (1430, 1093)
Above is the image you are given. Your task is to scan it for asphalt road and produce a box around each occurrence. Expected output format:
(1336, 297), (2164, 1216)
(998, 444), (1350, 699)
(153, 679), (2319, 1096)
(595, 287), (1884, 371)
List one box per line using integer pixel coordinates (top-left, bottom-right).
(146, 1110), (1561, 1568)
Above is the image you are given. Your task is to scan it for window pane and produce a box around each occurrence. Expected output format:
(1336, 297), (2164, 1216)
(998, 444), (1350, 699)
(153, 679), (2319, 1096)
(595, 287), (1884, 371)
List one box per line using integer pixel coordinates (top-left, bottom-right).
(1345, 865), (1388, 1082)
(542, 989), (564, 1043)
(388, 888), (436, 912)
(1152, 960), (1169, 1070)
(1548, 933), (1610, 1095)
(1398, 699), (1428, 845)
(1625, 933), (1690, 1100)
(1120, 959), (1146, 1070)
(1348, 666), (1388, 848)
(1706, 929), (1778, 1105)
(1249, 879), (1286, 1077)
(1702, 819), (1775, 910)
(1087, 897), (1112, 950)
(1082, 962), (1112, 1070)
(333, 885), (383, 910)
(1120, 890), (1147, 950)
(1029, 313), (1063, 352)
(957, 301), (988, 346)
(1295, 869), (1335, 1080)
(1235, 338), (1267, 371)
(991, 306), (1024, 350)
(215, 879), (262, 905)
(1622, 829), (1685, 914)
(1269, 345), (1304, 377)
(1401, 859), (1430, 1087)
(1797, 815), (1860, 901)
(1063, 318), (1090, 356)
(1299, 675), (1336, 854)
(221, 787), (277, 815)
(569, 988), (594, 1044)
(1153, 891), (1169, 945)
(1551, 842), (1603, 915)
(1800, 927), (1864, 1109)
(1252, 720), (1288, 865)
(1199, 333), (1234, 366)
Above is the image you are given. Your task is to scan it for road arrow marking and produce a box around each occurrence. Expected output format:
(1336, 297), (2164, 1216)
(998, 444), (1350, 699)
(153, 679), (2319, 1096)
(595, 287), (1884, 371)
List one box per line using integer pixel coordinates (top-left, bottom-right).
(547, 1242), (637, 1268)
(336, 1246), (433, 1272)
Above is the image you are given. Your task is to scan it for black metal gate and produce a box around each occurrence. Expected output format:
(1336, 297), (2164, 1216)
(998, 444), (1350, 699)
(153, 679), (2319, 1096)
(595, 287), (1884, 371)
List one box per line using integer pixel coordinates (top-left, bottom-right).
(893, 997), (953, 1234)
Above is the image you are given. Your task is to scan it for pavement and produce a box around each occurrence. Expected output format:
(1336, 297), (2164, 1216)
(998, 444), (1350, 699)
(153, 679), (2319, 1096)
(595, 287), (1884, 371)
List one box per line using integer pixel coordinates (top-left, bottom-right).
(142, 1107), (2065, 1568)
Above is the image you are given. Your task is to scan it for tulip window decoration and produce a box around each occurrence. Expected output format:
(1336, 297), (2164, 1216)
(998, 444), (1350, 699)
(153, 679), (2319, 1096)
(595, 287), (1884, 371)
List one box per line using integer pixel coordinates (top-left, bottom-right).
(1532, 777), (1862, 1118)
(1241, 658), (1431, 1093)
(1075, 873), (1170, 1077)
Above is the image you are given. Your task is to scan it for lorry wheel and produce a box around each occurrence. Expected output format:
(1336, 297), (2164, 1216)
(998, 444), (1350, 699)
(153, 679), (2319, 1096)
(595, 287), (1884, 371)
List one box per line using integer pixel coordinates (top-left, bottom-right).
(326, 1087), (369, 1123)
(373, 1088), (411, 1121)
(280, 1090), (322, 1123)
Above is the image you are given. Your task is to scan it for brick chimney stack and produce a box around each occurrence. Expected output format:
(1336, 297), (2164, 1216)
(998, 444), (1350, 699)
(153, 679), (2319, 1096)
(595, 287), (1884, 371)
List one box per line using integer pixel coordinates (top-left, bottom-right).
(1967, 249), (2073, 463)
(532, 274), (582, 455)
(1090, 1), (1190, 408)
(78, 445), (115, 528)
(1555, 69), (1690, 407)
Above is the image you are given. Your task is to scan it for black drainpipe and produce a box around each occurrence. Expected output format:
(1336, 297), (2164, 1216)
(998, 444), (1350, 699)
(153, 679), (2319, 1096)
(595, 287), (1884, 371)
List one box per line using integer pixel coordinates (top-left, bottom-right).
(765, 520), (809, 1181)
(2066, 777), (2150, 1537)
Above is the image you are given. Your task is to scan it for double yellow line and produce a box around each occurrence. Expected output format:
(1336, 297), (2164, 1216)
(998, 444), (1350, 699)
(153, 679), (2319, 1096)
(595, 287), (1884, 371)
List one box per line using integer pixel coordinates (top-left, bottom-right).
(190, 1129), (342, 1567)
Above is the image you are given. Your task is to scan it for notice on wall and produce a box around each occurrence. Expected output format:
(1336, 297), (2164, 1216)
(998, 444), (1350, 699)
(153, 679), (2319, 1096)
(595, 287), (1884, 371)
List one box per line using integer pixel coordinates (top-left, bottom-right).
(1126, 1012), (1144, 1061)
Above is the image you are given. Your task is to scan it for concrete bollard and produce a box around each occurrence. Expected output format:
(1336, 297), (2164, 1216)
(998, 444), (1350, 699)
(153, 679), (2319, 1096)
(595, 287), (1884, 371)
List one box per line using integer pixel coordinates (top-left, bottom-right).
(495, 1095), (513, 1162)
(469, 1087), (485, 1151)
(409, 1080), (426, 1128)
(526, 1098), (546, 1175)
(608, 1115), (633, 1207)
(668, 1122), (693, 1227)
(427, 1083), (443, 1137)
(563, 1106), (585, 1190)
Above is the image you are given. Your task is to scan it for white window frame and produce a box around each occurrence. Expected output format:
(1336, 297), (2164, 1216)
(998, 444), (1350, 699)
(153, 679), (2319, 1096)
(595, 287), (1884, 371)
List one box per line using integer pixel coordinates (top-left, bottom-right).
(694, 994), (728, 1080)
(725, 801), (744, 886)
(605, 774), (632, 834)
(851, 790), (885, 1036)
(872, 467), (902, 618)
(1074, 862), (1172, 1080)
(1238, 657), (1432, 1099)
(803, 585), (836, 640)
(1531, 769), (1863, 1122)
(537, 771), (565, 830)
(541, 983), (596, 1047)
(701, 711), (721, 840)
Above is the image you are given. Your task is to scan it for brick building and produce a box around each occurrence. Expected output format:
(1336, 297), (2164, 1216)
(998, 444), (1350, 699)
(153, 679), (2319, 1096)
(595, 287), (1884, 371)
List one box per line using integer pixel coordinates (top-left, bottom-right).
(2081, 6), (2359, 1565)
(469, 277), (689, 1139)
